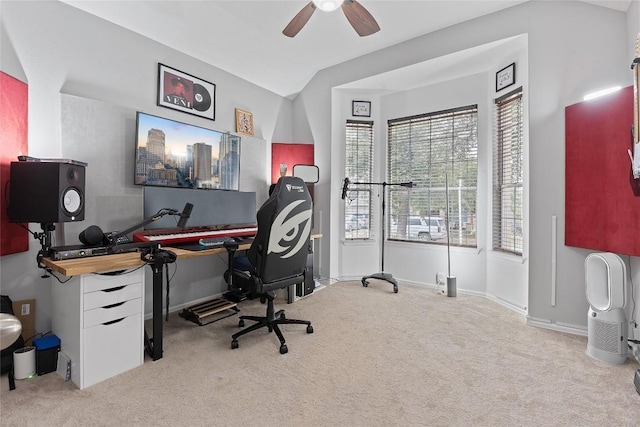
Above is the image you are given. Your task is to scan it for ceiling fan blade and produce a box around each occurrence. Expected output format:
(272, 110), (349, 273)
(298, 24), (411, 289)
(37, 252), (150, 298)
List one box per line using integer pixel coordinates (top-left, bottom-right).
(283, 2), (316, 38)
(341, 0), (380, 37)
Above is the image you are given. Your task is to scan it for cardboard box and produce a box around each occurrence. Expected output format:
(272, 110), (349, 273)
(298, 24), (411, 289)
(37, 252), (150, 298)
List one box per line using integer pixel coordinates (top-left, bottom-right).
(12, 299), (36, 346)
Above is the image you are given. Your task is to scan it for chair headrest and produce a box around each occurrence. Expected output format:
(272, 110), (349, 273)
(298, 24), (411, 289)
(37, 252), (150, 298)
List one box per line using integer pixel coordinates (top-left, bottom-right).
(265, 176), (312, 259)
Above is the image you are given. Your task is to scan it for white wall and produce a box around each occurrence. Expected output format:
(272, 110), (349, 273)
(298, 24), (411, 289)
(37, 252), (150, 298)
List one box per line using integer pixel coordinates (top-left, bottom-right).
(525, 2), (631, 333)
(628, 0), (639, 57)
(333, 58), (528, 312)
(375, 73), (491, 295)
(332, 90), (381, 280)
(0, 1), (292, 333)
(484, 42), (530, 311)
(294, 1), (638, 336)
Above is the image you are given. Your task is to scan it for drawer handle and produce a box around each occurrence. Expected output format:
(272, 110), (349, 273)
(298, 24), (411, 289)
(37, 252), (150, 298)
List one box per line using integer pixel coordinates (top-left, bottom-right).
(102, 285), (126, 293)
(103, 317), (125, 325)
(99, 270), (127, 276)
(103, 301), (126, 309)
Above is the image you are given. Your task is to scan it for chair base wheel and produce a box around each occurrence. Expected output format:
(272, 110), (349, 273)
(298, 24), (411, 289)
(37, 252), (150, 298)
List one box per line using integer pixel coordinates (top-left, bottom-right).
(230, 292), (313, 353)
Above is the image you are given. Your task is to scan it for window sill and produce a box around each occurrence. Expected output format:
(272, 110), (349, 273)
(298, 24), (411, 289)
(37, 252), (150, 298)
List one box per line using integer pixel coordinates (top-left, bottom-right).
(489, 250), (526, 264)
(342, 238), (374, 246)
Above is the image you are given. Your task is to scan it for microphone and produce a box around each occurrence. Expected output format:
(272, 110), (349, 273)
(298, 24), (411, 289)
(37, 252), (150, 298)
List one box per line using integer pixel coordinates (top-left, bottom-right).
(79, 225), (106, 246)
(341, 177), (350, 200)
(176, 203), (193, 228)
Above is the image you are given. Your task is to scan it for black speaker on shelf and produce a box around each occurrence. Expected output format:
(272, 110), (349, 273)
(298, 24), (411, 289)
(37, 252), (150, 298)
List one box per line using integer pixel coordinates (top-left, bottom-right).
(8, 160), (86, 223)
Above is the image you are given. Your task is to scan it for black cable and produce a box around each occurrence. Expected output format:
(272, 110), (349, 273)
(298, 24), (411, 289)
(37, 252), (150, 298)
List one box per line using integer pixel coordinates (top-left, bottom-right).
(15, 222), (30, 233)
(167, 261), (177, 283)
(24, 332), (42, 343)
(165, 263), (170, 321)
(23, 331), (54, 344)
(166, 262), (178, 318)
(47, 269), (73, 284)
(10, 221), (40, 240)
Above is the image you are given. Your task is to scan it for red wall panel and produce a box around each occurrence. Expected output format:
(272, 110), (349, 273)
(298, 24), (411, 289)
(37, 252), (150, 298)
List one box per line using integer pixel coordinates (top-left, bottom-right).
(271, 143), (314, 184)
(565, 85), (640, 256)
(0, 71), (29, 256)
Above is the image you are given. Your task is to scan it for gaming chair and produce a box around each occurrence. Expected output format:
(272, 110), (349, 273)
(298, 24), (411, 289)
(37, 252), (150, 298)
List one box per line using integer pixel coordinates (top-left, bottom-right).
(230, 176), (314, 354)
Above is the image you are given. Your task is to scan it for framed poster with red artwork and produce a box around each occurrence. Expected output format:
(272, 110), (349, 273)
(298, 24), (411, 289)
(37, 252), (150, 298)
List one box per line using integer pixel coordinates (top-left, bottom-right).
(157, 63), (216, 121)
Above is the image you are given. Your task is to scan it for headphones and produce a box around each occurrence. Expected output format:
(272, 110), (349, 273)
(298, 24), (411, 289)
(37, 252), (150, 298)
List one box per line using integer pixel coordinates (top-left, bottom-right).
(162, 250), (177, 264)
(140, 248), (177, 264)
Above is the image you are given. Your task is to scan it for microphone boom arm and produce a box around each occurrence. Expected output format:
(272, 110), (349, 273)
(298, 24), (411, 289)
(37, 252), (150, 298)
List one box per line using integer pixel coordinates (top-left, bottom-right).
(348, 181), (413, 188)
(106, 208), (179, 247)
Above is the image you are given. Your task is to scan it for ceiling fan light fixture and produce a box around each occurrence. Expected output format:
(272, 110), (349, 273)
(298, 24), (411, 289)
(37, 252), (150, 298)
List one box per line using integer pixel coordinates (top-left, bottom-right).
(312, 0), (344, 12)
(284, 0), (378, 38)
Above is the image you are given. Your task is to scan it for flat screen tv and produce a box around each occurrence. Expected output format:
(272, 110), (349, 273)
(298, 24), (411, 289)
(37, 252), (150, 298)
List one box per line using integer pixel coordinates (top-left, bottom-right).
(135, 112), (240, 190)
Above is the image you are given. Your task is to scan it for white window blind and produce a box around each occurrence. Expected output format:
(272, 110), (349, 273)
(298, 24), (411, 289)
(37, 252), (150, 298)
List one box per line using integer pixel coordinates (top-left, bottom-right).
(493, 87), (523, 255)
(345, 120), (373, 239)
(387, 106), (478, 246)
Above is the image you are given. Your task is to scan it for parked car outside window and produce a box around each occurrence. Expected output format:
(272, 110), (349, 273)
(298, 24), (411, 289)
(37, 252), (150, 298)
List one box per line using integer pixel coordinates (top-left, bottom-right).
(345, 214), (369, 231)
(391, 216), (447, 241)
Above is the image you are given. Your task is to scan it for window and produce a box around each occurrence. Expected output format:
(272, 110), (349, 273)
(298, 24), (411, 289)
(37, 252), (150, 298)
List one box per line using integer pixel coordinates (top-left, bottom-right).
(387, 106), (478, 246)
(493, 87), (523, 255)
(344, 120), (373, 239)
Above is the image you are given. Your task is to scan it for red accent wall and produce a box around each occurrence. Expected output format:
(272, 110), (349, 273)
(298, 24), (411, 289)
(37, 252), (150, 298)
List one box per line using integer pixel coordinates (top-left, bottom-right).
(565, 85), (640, 256)
(0, 71), (29, 256)
(271, 143), (314, 184)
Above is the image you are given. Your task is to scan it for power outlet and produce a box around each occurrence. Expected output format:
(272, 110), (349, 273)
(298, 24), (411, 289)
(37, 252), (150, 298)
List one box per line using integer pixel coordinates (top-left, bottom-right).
(435, 273), (446, 294)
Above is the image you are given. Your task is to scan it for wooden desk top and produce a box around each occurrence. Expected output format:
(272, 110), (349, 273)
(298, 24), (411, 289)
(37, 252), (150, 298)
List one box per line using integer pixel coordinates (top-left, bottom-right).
(42, 234), (321, 277)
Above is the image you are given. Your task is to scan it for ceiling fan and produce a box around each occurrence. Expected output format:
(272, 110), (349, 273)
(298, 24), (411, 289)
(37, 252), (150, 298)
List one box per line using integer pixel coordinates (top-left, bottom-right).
(283, 0), (380, 38)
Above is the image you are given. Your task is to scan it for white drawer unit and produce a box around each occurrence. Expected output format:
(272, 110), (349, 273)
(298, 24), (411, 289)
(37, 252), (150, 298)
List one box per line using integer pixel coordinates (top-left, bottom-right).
(51, 268), (145, 389)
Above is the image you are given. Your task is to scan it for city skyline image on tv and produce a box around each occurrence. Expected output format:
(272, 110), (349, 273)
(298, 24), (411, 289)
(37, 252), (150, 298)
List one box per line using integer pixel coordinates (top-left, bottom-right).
(134, 112), (240, 190)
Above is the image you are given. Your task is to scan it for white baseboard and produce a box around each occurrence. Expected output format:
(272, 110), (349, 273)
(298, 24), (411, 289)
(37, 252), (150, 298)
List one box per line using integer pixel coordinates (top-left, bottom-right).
(364, 278), (589, 336)
(484, 293), (527, 317)
(525, 316), (588, 336)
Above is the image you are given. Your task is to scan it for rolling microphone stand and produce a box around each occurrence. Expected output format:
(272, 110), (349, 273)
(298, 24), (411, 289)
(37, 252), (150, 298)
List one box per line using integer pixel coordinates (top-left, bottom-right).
(343, 178), (413, 293)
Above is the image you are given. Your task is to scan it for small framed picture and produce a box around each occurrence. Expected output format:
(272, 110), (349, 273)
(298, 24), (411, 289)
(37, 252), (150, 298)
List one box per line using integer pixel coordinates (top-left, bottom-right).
(235, 108), (254, 136)
(352, 100), (371, 117)
(496, 62), (516, 92)
(157, 63), (216, 120)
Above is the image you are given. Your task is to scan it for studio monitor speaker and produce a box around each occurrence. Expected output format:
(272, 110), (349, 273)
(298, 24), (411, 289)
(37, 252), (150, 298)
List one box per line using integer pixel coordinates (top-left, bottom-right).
(8, 161), (86, 223)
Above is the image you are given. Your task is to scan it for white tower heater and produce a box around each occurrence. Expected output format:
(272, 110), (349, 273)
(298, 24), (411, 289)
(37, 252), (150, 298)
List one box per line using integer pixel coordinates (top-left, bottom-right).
(584, 252), (628, 364)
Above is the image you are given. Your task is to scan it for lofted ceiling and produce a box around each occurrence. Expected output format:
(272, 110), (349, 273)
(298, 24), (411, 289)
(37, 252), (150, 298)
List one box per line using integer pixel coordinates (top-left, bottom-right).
(60, 0), (631, 98)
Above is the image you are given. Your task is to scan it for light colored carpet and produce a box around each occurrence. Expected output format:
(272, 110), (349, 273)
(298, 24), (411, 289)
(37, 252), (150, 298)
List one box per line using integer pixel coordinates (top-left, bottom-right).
(1, 280), (639, 426)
